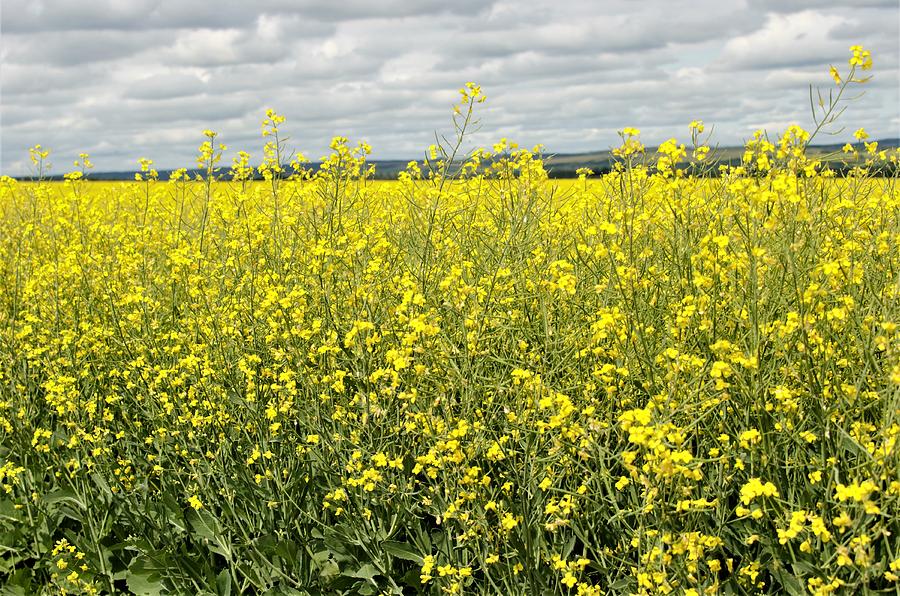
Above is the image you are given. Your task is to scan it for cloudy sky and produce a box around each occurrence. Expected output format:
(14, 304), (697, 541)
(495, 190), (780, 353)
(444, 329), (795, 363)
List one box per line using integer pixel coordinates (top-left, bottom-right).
(1, 0), (898, 175)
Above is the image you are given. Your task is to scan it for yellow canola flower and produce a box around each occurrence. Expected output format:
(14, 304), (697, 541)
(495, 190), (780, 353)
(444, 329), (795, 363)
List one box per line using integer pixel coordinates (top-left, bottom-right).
(834, 480), (877, 502)
(740, 478), (779, 505)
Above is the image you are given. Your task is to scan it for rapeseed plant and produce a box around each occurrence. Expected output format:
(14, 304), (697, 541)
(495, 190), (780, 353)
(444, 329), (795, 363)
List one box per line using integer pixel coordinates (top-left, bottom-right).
(0, 47), (898, 594)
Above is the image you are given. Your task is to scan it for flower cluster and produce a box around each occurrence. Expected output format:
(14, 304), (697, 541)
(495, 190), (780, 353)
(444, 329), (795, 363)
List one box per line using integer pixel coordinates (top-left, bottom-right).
(1, 49), (898, 594)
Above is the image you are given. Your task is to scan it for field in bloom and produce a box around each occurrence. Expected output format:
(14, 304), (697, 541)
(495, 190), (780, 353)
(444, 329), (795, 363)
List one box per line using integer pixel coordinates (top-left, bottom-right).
(2, 64), (900, 594)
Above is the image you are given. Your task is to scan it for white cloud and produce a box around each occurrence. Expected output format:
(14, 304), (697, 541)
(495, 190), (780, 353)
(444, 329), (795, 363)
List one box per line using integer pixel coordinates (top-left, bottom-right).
(1, 0), (897, 175)
(717, 11), (848, 70)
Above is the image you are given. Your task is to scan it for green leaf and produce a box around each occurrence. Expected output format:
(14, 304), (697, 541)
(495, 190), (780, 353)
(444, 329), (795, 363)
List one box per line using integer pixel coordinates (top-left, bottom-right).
(126, 556), (167, 596)
(186, 509), (231, 557)
(316, 553), (340, 579)
(345, 563), (379, 583)
(43, 488), (84, 509)
(0, 550), (26, 575)
(216, 569), (232, 596)
(261, 587), (305, 596)
(380, 541), (423, 565)
(161, 493), (187, 533)
(792, 560), (821, 578)
(323, 532), (351, 557)
(0, 585), (27, 596)
(770, 563), (804, 594)
(560, 533), (576, 559)
(0, 499), (23, 523)
(187, 509), (222, 541)
(609, 578), (631, 591)
(274, 539), (299, 565)
(0, 568), (33, 596)
(91, 472), (114, 499)
(400, 568), (423, 589)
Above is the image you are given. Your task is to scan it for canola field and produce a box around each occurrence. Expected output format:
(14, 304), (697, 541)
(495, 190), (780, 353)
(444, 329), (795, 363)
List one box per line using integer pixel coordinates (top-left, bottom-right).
(2, 69), (900, 594)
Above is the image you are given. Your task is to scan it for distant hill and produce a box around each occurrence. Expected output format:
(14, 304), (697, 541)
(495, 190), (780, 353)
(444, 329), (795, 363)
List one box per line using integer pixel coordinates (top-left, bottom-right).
(541, 138), (899, 177)
(13, 139), (898, 181)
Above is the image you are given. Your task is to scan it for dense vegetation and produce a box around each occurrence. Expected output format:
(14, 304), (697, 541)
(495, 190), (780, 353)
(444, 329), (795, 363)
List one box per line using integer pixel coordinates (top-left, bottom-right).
(1, 49), (899, 595)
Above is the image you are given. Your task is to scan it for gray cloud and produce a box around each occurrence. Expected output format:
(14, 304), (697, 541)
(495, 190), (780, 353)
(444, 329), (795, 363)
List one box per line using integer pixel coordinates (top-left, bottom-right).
(3, 29), (176, 67)
(1, 0), (898, 175)
(748, 0), (897, 13)
(2, 0), (494, 33)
